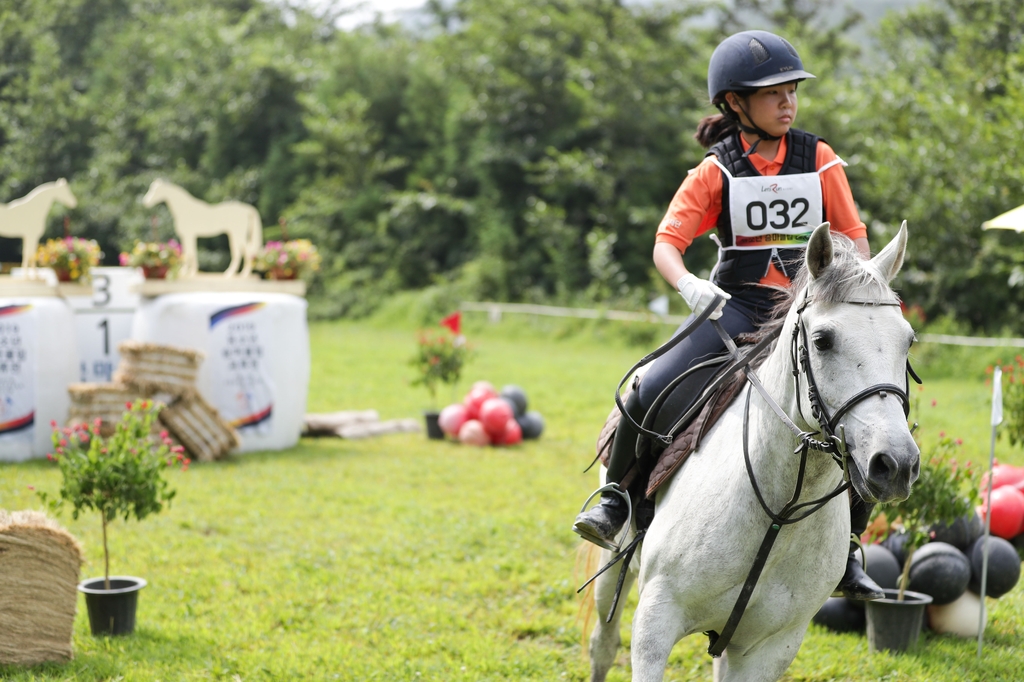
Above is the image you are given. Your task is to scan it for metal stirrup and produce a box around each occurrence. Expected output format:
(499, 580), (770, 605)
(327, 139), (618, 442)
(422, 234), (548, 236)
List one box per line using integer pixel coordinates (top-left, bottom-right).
(574, 483), (633, 553)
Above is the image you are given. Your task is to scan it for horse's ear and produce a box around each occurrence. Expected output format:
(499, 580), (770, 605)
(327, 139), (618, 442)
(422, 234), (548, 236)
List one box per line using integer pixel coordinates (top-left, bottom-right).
(805, 222), (833, 279)
(56, 178), (66, 186)
(869, 220), (908, 283)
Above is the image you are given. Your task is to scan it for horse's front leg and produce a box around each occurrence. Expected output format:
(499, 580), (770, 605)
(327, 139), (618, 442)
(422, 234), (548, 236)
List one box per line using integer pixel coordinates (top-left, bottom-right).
(22, 235), (39, 278)
(630, 575), (688, 681)
(588, 546), (636, 682)
(713, 624), (806, 682)
(181, 233), (199, 277)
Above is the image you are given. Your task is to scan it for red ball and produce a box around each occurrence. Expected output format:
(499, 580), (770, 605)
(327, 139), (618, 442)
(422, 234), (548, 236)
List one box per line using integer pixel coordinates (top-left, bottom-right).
(479, 397), (514, 437)
(458, 419), (490, 447)
(472, 380), (496, 394)
(500, 418), (523, 445)
(463, 385), (497, 420)
(438, 403), (469, 437)
(982, 464), (1024, 492)
(979, 486), (1024, 539)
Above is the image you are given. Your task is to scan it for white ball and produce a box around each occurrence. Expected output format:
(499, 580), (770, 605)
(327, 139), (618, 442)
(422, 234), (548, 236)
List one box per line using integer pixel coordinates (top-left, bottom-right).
(927, 590), (982, 638)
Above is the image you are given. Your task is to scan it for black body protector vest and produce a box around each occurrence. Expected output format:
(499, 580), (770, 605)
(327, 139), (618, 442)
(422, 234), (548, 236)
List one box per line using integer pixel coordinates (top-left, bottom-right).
(706, 129), (845, 314)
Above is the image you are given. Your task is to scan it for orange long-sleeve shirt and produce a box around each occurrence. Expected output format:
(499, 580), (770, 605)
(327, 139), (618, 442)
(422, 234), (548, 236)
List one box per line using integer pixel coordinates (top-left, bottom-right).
(655, 135), (867, 286)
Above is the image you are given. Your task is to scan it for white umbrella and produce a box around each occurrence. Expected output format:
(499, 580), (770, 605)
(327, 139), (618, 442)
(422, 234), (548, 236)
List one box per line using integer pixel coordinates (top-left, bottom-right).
(982, 203), (1024, 232)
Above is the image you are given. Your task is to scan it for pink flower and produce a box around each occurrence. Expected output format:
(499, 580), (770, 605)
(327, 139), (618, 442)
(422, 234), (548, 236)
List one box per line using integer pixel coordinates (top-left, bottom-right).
(49, 419), (57, 428)
(119, 252), (130, 266)
(931, 400), (937, 407)
(939, 431), (946, 438)
(59, 439), (67, 447)
(46, 453), (55, 461)
(956, 438), (963, 445)
(125, 401), (133, 410)
(26, 485), (34, 491)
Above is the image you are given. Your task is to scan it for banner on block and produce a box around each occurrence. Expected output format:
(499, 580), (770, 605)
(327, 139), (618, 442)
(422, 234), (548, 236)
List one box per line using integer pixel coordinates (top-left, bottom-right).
(0, 304), (35, 443)
(208, 302), (274, 434)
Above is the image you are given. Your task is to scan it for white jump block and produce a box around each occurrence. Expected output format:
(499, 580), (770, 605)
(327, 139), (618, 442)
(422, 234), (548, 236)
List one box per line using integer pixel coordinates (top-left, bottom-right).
(130, 292), (309, 452)
(0, 298), (78, 461)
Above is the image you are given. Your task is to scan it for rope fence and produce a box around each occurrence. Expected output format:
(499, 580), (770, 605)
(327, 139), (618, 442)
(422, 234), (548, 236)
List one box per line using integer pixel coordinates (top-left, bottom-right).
(460, 301), (1024, 348)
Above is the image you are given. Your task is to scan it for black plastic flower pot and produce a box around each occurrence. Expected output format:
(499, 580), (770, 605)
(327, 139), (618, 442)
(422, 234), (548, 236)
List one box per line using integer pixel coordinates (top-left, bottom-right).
(423, 410), (444, 440)
(78, 576), (147, 636)
(864, 588), (933, 653)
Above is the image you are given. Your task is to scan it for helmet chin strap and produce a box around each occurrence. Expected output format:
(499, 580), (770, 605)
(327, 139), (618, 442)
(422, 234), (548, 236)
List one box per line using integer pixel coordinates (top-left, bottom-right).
(718, 100), (781, 158)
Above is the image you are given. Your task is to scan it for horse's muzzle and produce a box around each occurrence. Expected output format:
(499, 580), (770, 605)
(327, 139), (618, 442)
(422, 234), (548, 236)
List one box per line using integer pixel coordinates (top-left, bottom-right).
(859, 448), (920, 503)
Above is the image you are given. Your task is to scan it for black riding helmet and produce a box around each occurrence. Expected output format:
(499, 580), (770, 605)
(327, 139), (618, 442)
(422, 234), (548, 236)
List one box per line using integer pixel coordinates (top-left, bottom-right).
(708, 30), (815, 155)
(707, 30), (815, 103)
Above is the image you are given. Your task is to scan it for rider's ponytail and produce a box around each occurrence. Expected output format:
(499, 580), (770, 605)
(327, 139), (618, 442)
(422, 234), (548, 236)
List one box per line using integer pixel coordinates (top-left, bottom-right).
(693, 112), (738, 149)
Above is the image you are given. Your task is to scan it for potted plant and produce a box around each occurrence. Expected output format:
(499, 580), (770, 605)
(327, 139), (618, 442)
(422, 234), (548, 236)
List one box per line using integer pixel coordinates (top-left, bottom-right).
(38, 400), (189, 636)
(409, 317), (471, 439)
(35, 237), (103, 282)
(119, 239), (182, 279)
(253, 239), (321, 280)
(865, 435), (980, 652)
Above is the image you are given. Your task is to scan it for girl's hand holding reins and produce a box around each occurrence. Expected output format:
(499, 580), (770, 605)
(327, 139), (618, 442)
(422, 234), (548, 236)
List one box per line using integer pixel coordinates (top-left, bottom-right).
(676, 273), (731, 320)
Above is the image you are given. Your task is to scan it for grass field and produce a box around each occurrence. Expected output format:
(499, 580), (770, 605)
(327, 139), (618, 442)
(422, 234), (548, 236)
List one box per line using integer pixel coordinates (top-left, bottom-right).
(1, 307), (1023, 681)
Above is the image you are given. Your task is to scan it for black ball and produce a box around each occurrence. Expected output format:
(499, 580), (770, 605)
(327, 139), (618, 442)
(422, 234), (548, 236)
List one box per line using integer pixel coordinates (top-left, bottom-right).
(1010, 533), (1024, 556)
(812, 597), (865, 633)
(516, 411), (544, 440)
(931, 513), (982, 552)
(966, 536), (1022, 599)
(881, 531), (910, 567)
(907, 541), (971, 605)
(862, 544), (902, 590)
(499, 385), (528, 416)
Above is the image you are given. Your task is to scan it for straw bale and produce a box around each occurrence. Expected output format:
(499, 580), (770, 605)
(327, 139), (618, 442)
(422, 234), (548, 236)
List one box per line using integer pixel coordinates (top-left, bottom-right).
(160, 393), (239, 462)
(67, 382), (146, 436)
(114, 340), (204, 398)
(0, 510), (82, 666)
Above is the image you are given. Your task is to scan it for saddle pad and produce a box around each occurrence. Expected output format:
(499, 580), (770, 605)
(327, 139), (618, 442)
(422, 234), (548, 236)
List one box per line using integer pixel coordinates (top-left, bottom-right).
(645, 373), (746, 497)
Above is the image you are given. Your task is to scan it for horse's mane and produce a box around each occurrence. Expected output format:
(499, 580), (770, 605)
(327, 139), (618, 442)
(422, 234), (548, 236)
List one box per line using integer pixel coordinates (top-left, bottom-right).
(762, 233), (900, 334)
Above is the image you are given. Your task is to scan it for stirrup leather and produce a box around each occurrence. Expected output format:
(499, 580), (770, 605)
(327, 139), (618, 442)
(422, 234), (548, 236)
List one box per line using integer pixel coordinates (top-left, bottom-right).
(572, 483), (632, 553)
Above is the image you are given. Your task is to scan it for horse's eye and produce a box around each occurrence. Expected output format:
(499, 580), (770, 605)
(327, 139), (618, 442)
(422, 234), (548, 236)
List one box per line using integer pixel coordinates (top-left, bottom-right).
(812, 334), (833, 351)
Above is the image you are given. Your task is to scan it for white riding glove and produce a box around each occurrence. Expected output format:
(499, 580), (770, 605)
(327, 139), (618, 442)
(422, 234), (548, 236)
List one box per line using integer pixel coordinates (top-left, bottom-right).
(676, 273), (731, 320)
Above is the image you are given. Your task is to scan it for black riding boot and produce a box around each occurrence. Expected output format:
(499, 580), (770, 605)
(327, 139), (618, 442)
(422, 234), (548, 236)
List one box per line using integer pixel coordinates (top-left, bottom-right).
(573, 390), (647, 550)
(836, 489), (885, 600)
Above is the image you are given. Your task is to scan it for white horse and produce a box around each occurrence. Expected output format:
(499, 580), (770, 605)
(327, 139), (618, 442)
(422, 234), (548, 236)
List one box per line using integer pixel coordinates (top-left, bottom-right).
(142, 179), (263, 278)
(0, 179), (78, 278)
(588, 222), (920, 682)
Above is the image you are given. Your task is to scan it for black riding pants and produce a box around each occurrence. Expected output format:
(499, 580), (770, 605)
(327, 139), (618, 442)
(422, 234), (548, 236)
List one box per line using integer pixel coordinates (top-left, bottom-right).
(637, 296), (764, 412)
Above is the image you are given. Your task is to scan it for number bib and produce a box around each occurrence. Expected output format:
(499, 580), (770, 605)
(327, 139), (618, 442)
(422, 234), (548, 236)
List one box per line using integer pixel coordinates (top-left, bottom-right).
(712, 158), (835, 251)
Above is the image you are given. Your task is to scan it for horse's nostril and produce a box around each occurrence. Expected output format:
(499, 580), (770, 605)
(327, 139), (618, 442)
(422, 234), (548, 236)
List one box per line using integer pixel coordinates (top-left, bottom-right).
(869, 453), (897, 483)
(910, 459), (920, 480)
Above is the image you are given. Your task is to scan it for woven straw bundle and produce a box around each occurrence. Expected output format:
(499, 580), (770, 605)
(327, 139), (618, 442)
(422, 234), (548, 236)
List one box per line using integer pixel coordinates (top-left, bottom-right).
(67, 382), (147, 436)
(0, 510), (82, 666)
(114, 340), (204, 398)
(159, 393), (239, 462)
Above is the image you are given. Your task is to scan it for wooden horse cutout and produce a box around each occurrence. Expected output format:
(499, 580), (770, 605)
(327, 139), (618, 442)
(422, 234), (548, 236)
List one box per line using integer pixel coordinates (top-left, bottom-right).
(0, 179), (78, 278)
(142, 179), (263, 278)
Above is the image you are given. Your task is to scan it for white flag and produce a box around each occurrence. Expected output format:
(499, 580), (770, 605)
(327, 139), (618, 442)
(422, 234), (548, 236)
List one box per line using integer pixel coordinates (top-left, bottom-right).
(992, 366), (1003, 427)
(648, 294), (669, 317)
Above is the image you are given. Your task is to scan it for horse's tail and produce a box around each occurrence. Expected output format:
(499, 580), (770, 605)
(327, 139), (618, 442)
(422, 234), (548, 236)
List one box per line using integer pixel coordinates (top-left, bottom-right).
(574, 542), (601, 654)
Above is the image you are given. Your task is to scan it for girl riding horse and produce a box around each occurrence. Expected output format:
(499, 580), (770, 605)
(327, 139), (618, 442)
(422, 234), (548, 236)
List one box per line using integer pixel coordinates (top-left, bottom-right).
(573, 30), (884, 602)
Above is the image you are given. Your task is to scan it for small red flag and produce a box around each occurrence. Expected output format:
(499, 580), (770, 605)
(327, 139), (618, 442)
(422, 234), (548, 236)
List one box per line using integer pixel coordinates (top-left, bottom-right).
(440, 311), (461, 335)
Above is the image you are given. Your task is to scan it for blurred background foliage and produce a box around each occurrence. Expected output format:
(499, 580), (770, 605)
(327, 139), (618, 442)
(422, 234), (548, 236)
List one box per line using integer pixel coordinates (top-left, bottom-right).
(2, 0), (1024, 328)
